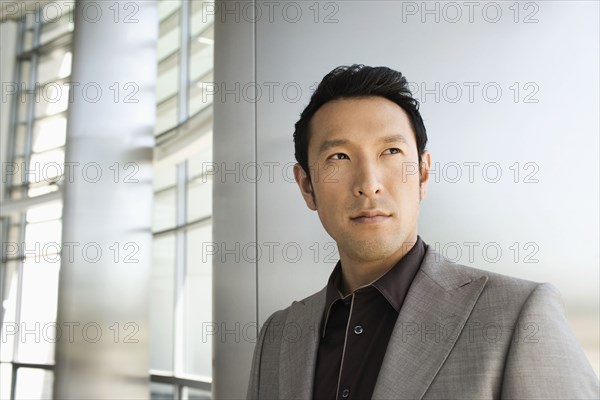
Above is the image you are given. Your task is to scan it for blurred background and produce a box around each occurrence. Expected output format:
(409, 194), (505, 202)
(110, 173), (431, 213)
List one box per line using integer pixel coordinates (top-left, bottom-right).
(0, 1), (598, 399)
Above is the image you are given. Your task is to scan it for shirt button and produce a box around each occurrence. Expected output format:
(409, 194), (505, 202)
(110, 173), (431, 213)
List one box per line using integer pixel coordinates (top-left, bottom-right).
(353, 325), (363, 335)
(342, 388), (350, 398)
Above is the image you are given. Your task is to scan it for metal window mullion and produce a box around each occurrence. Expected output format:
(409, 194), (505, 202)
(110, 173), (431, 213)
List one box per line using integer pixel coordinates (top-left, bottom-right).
(190, 21), (214, 43)
(0, 217), (9, 323)
(10, 363), (17, 400)
(5, 17), (27, 400)
(178, 0), (190, 124)
(156, 92), (179, 109)
(12, 213), (26, 365)
(11, 361), (54, 370)
(173, 161), (188, 378)
(153, 215), (211, 239)
(22, 8), (42, 198)
(149, 371), (211, 390)
(181, 385), (189, 400)
(12, 10), (43, 365)
(5, 18), (26, 194)
(17, 30), (73, 60)
(0, 189), (62, 218)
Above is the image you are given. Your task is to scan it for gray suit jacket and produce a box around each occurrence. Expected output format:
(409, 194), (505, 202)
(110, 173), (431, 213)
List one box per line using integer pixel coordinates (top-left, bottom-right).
(247, 248), (599, 399)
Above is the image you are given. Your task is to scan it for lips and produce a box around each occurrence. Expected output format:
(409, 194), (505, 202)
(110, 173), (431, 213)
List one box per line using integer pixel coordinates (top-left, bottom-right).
(350, 210), (391, 224)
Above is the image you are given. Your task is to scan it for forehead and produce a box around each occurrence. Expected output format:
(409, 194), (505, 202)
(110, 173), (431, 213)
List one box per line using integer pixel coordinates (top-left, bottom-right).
(308, 96), (416, 151)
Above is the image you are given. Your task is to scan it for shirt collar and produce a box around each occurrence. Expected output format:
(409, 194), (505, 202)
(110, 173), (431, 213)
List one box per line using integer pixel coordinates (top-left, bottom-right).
(321, 236), (427, 337)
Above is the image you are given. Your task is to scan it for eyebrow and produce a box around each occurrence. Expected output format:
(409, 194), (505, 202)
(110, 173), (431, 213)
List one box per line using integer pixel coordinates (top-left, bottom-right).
(381, 134), (408, 145)
(318, 134), (408, 155)
(319, 139), (350, 155)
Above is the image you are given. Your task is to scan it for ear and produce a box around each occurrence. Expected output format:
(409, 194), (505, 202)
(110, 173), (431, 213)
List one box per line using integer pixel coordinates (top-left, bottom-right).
(419, 151), (431, 201)
(293, 163), (317, 210)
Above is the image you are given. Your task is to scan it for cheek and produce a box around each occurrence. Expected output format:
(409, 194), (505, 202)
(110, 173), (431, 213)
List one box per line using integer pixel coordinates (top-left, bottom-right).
(389, 178), (422, 204)
(314, 172), (346, 200)
(314, 187), (346, 225)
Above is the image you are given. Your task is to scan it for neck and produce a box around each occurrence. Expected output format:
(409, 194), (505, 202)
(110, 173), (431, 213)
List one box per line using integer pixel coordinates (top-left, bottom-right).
(338, 235), (418, 296)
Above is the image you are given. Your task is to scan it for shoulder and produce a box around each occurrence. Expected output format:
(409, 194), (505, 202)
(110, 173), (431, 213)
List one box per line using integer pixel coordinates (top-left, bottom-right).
(422, 248), (559, 315)
(421, 251), (599, 397)
(422, 247), (543, 293)
(258, 286), (327, 337)
(468, 266), (600, 398)
(453, 261), (542, 295)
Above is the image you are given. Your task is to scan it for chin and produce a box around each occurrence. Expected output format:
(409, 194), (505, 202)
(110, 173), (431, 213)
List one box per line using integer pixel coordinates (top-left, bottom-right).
(346, 238), (399, 262)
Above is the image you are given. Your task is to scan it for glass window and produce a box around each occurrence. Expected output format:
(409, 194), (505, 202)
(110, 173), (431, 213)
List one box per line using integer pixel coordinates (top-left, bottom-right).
(184, 223), (212, 377)
(39, 2), (75, 45)
(150, 234), (176, 371)
(26, 201), (62, 224)
(189, 35), (213, 84)
(153, 187), (177, 232)
(156, 95), (179, 135)
(159, 0), (181, 21)
(14, 368), (54, 400)
(189, 13), (214, 118)
(190, 1), (214, 37)
(2, 6), (73, 399)
(187, 140), (212, 224)
(32, 114), (67, 153)
(28, 148), (65, 184)
(27, 181), (60, 198)
(150, 382), (174, 400)
(187, 176), (212, 223)
(189, 79), (213, 117)
(37, 48), (71, 85)
(24, 219), (61, 248)
(187, 146), (212, 182)
(157, 52), (180, 104)
(0, 261), (19, 362)
(187, 387), (212, 400)
(151, 0), (214, 392)
(34, 82), (70, 118)
(17, 258), (60, 364)
(154, 162), (177, 193)
(158, 8), (181, 61)
(0, 363), (12, 399)
(156, 46), (180, 134)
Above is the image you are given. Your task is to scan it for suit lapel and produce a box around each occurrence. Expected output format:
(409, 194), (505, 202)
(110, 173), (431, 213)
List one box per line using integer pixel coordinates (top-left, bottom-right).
(279, 287), (327, 400)
(372, 249), (488, 400)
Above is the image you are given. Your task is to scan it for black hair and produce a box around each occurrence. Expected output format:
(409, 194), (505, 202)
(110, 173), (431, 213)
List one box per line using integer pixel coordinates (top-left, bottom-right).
(293, 64), (428, 180)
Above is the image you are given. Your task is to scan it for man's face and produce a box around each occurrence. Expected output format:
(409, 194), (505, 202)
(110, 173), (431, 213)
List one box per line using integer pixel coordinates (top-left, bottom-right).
(294, 96), (431, 264)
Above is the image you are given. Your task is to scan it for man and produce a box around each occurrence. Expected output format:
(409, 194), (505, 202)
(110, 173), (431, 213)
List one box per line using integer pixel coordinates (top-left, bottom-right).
(246, 65), (599, 399)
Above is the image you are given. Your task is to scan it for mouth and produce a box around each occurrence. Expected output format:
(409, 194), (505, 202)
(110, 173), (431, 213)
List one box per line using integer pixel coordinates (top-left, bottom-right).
(350, 210), (392, 224)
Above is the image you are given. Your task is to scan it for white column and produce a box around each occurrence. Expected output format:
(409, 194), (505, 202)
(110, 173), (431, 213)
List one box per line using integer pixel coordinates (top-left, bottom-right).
(54, 1), (158, 398)
(212, 0), (257, 398)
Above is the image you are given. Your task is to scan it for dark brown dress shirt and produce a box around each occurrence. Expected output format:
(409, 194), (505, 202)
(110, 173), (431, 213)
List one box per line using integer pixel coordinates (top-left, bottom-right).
(312, 236), (427, 400)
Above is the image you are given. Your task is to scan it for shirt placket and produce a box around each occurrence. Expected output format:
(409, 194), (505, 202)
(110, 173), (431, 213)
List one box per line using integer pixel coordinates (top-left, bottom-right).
(335, 291), (365, 400)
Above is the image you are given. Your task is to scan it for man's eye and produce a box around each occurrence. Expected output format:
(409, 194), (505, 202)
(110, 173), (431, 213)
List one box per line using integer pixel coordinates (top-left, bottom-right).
(383, 148), (401, 155)
(329, 153), (349, 160)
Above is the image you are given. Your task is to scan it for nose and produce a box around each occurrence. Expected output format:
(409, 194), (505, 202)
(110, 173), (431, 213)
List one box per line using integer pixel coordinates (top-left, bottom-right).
(352, 160), (382, 198)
